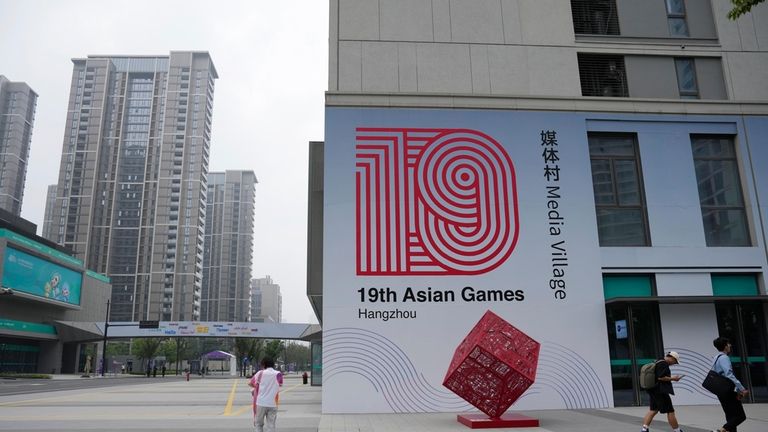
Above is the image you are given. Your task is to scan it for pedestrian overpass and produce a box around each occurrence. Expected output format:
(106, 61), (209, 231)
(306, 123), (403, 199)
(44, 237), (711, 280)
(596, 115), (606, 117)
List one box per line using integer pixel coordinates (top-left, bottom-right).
(53, 320), (321, 342)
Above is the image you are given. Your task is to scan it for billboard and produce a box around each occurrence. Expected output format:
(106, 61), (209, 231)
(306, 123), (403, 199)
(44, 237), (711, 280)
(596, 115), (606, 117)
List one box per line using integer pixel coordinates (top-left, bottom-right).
(2, 246), (83, 306)
(323, 108), (613, 412)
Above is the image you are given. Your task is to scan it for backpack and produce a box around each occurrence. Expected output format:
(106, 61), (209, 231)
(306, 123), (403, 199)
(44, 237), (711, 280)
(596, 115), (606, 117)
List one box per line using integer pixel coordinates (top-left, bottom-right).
(639, 360), (663, 389)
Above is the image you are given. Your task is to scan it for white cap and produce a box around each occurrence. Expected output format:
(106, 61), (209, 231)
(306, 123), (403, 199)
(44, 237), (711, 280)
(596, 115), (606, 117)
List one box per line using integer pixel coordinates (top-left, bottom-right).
(666, 351), (681, 364)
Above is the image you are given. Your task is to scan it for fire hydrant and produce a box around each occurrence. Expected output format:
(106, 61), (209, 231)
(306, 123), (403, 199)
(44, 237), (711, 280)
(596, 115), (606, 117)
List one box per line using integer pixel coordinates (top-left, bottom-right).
(302, 372), (309, 385)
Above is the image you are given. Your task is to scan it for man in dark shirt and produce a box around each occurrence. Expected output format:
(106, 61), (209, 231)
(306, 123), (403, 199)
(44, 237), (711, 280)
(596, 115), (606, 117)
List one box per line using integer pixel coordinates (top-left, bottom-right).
(641, 351), (684, 432)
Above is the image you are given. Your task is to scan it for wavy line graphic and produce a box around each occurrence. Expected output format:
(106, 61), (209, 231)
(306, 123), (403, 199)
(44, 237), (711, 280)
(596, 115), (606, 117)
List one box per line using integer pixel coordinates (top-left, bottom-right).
(663, 347), (720, 400)
(528, 342), (611, 408)
(324, 328), (611, 411)
(325, 328), (471, 412)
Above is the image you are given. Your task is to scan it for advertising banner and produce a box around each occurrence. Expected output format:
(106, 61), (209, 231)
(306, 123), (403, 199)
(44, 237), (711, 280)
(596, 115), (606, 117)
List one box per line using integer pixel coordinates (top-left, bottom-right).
(96, 321), (312, 339)
(2, 246), (83, 306)
(323, 108), (613, 412)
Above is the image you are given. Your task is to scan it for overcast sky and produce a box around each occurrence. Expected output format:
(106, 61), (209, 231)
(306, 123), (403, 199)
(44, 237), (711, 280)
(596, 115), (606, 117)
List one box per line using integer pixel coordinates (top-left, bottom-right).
(0, 0), (328, 324)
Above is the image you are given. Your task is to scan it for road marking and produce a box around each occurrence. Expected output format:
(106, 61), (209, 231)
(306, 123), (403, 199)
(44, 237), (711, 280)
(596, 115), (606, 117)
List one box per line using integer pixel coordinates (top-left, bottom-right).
(223, 380), (238, 415)
(228, 382), (303, 417)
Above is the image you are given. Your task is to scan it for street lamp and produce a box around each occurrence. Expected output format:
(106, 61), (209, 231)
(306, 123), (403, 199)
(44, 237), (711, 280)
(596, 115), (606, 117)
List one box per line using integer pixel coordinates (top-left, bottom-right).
(101, 299), (111, 377)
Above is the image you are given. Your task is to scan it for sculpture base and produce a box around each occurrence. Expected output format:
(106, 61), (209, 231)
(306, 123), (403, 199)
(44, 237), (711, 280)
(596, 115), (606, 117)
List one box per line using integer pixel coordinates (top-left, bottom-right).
(457, 413), (540, 429)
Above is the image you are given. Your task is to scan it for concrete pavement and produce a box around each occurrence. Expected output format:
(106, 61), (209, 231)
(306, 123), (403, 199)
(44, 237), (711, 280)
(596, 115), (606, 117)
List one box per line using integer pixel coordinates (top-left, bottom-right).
(319, 403), (768, 432)
(1, 375), (767, 431)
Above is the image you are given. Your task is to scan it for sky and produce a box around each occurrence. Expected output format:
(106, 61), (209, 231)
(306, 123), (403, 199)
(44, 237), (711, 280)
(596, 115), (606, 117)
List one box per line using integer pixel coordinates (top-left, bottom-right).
(0, 0), (328, 324)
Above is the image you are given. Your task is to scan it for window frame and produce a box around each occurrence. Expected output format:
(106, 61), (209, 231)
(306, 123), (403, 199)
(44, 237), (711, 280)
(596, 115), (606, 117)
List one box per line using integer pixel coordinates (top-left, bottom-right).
(665, 0), (690, 37)
(674, 58), (699, 99)
(588, 132), (651, 246)
(691, 134), (751, 246)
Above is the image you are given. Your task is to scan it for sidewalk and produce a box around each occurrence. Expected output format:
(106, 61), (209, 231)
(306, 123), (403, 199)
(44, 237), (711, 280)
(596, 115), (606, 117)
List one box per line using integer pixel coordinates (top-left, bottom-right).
(318, 403), (768, 432)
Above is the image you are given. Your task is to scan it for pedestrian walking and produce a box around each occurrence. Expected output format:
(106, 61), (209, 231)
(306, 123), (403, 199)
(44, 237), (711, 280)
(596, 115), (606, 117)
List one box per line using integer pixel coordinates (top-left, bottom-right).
(152, 365), (157, 378)
(248, 357), (283, 432)
(161, 365), (166, 377)
(640, 351), (684, 432)
(710, 337), (749, 432)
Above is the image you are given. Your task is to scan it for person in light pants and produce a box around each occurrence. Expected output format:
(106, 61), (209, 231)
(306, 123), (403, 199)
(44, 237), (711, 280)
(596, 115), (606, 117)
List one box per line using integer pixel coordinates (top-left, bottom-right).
(249, 357), (283, 432)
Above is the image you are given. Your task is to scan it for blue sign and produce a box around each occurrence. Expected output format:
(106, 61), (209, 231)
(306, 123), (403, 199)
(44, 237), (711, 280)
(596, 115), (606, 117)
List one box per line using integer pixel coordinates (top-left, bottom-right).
(2, 247), (83, 306)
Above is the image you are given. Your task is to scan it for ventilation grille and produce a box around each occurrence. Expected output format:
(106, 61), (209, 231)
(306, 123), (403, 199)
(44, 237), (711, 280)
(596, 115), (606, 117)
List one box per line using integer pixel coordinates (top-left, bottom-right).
(578, 54), (629, 98)
(571, 0), (620, 35)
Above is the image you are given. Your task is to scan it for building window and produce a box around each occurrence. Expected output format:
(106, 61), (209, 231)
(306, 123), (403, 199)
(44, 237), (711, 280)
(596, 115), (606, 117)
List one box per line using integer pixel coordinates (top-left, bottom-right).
(571, 0), (620, 35)
(665, 0), (689, 37)
(675, 58), (699, 99)
(589, 133), (649, 246)
(578, 54), (628, 97)
(691, 135), (750, 246)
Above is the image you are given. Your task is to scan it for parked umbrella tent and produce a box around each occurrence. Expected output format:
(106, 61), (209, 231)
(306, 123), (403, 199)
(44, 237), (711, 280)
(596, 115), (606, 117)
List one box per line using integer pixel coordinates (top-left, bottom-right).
(202, 350), (237, 376)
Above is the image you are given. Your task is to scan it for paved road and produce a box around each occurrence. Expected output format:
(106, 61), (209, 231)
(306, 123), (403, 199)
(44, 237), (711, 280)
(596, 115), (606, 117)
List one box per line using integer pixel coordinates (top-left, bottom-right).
(0, 375), (186, 396)
(0, 375), (320, 432)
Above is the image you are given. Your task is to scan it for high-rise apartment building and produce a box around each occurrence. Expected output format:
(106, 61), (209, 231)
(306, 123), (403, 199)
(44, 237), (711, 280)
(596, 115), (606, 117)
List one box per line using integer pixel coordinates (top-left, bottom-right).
(201, 170), (257, 322)
(41, 184), (57, 241)
(317, 0), (768, 411)
(250, 276), (281, 323)
(0, 75), (37, 216)
(50, 52), (217, 321)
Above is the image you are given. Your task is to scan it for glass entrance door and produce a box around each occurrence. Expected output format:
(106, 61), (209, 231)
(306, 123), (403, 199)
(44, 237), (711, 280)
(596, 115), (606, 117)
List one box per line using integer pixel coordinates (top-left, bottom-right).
(715, 302), (768, 402)
(606, 303), (663, 406)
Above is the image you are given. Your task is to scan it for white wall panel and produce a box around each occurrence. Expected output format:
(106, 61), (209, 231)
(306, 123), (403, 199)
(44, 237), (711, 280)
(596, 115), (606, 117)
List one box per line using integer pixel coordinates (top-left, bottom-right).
(362, 42), (399, 92)
(338, 41), (362, 91)
(449, 0), (504, 44)
(470, 45), (491, 94)
(416, 43), (472, 93)
(527, 47), (580, 96)
(397, 43), (419, 92)
(518, 0), (574, 45)
(656, 273), (712, 297)
(487, 45), (529, 95)
(338, 0), (379, 40)
(380, 0), (433, 42)
(659, 303), (721, 405)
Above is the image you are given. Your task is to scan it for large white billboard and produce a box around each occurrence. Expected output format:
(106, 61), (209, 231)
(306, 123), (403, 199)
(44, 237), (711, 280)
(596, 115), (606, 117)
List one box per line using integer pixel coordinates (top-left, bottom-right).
(323, 108), (613, 412)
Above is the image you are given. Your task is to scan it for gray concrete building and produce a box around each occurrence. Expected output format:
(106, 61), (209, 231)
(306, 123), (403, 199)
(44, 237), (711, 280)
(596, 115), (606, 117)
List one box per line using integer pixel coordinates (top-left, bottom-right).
(0, 75), (37, 216)
(315, 0), (768, 410)
(250, 276), (282, 323)
(49, 52), (217, 322)
(201, 170), (257, 322)
(41, 184), (57, 241)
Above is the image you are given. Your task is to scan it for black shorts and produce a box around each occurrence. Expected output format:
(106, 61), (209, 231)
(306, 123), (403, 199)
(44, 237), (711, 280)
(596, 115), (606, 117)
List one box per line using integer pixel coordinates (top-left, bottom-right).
(648, 391), (674, 413)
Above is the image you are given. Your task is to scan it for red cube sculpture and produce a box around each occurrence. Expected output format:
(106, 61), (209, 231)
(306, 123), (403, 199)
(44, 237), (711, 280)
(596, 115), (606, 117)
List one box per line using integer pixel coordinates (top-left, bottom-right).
(443, 310), (540, 420)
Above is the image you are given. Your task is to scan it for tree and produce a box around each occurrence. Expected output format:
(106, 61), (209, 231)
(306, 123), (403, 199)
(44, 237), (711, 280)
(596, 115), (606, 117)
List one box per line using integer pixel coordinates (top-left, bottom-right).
(728, 0), (764, 19)
(284, 342), (311, 371)
(233, 338), (263, 376)
(105, 341), (130, 357)
(157, 338), (192, 373)
(263, 340), (284, 363)
(132, 338), (162, 369)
